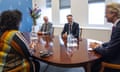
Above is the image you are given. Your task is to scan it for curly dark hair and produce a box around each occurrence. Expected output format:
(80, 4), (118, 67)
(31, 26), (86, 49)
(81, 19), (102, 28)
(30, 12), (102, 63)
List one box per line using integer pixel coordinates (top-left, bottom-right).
(0, 10), (22, 32)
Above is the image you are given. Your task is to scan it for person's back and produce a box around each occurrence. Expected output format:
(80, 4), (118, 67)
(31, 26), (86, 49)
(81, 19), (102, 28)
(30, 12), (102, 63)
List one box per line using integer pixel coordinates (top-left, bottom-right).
(0, 30), (33, 72)
(0, 10), (34, 72)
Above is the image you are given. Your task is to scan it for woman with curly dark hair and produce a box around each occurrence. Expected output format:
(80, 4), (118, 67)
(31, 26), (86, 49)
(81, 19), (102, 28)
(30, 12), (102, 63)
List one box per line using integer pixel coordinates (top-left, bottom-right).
(0, 10), (40, 72)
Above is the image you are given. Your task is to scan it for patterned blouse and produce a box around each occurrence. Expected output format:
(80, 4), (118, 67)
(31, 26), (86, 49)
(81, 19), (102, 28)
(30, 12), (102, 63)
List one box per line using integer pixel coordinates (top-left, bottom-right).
(0, 30), (33, 72)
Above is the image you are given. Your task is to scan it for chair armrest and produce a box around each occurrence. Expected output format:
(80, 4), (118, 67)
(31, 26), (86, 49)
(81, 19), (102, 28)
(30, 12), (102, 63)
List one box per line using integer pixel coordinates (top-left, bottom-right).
(102, 62), (120, 69)
(100, 62), (120, 72)
(7, 65), (23, 72)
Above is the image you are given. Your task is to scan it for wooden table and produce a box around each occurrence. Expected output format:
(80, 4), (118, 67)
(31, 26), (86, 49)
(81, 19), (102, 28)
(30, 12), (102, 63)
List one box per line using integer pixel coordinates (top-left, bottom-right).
(28, 35), (101, 72)
(23, 33), (101, 72)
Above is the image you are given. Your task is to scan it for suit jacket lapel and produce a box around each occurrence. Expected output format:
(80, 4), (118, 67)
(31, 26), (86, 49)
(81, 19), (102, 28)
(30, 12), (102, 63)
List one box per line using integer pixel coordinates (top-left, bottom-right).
(72, 22), (75, 31)
(110, 20), (120, 40)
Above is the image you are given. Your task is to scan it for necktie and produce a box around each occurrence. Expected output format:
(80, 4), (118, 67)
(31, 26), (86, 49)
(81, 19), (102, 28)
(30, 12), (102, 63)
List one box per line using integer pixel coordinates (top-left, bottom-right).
(69, 24), (72, 34)
(112, 26), (115, 31)
(44, 24), (47, 32)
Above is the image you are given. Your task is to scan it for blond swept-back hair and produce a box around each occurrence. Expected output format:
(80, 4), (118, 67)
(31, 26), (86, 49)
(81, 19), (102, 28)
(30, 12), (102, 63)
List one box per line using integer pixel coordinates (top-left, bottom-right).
(106, 2), (120, 18)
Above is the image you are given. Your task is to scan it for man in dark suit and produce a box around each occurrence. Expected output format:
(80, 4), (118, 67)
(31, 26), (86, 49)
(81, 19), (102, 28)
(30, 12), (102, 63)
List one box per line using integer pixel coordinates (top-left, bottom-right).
(61, 14), (79, 38)
(90, 2), (120, 72)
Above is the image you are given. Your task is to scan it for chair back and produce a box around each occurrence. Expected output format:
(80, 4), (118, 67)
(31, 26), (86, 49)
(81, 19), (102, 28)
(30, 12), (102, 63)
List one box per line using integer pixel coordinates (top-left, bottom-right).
(7, 65), (24, 72)
(100, 62), (120, 72)
(7, 60), (31, 72)
(50, 27), (54, 37)
(52, 27), (54, 36)
(79, 28), (82, 40)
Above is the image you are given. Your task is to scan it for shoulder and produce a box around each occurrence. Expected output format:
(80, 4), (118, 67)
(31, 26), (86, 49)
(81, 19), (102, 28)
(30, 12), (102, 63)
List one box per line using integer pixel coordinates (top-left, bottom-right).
(15, 32), (29, 43)
(73, 22), (79, 26)
(15, 31), (23, 38)
(64, 23), (68, 26)
(116, 21), (120, 28)
(47, 22), (52, 26)
(48, 22), (52, 25)
(41, 23), (45, 26)
(73, 22), (79, 24)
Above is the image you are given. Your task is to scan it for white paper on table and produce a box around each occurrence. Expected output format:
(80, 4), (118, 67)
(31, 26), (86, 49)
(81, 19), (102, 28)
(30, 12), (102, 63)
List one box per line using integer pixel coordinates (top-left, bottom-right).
(59, 35), (64, 45)
(87, 39), (103, 51)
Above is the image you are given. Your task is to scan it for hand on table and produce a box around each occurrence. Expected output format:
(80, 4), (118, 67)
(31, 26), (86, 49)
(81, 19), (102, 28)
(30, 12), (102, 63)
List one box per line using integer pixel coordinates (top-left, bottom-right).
(89, 42), (101, 49)
(37, 32), (44, 35)
(63, 32), (67, 38)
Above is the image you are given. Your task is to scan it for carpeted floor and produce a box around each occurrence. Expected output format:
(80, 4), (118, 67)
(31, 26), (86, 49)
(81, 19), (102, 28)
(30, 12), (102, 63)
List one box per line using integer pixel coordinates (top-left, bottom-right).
(40, 62), (85, 72)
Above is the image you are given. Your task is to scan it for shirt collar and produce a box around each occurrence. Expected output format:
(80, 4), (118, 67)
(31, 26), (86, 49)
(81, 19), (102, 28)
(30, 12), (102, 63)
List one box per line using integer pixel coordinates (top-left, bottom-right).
(113, 19), (120, 27)
(69, 22), (73, 25)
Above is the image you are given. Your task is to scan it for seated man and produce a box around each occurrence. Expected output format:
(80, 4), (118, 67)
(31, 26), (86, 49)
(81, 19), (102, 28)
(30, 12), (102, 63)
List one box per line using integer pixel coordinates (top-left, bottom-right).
(38, 16), (53, 35)
(61, 14), (79, 39)
(90, 2), (120, 72)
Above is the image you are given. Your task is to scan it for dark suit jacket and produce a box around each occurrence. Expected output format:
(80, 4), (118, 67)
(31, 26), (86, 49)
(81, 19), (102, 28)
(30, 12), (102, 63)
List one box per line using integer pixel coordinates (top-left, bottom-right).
(61, 22), (79, 38)
(94, 21), (120, 64)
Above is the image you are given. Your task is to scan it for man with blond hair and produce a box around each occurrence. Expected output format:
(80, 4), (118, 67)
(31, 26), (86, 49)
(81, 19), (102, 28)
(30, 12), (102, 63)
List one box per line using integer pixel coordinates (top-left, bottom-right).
(90, 2), (120, 72)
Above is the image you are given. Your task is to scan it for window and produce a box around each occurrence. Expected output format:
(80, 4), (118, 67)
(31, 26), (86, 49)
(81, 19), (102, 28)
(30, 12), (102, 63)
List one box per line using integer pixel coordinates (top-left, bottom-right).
(88, 0), (107, 27)
(60, 0), (71, 24)
(59, 0), (70, 9)
(37, 0), (52, 24)
(46, 0), (51, 8)
(88, 2), (105, 25)
(44, 0), (52, 22)
(60, 8), (71, 24)
(88, 0), (105, 3)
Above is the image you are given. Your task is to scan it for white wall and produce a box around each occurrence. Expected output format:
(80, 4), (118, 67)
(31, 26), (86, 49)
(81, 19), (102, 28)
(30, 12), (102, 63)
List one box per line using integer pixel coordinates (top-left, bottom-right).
(82, 28), (111, 42)
(32, 0), (112, 42)
(54, 27), (111, 42)
(71, 0), (88, 27)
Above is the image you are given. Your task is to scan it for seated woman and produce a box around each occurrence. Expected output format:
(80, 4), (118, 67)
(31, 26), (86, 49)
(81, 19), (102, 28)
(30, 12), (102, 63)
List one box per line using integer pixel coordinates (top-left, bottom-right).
(0, 10), (39, 72)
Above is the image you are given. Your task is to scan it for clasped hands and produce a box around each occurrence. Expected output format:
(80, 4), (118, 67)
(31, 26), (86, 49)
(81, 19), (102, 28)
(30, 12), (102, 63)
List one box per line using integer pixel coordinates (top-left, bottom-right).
(37, 32), (44, 35)
(62, 32), (68, 38)
(89, 42), (101, 49)
(38, 31), (49, 36)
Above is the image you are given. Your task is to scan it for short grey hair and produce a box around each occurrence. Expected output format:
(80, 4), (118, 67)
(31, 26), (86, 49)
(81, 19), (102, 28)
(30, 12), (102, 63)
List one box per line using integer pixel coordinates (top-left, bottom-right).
(106, 2), (120, 18)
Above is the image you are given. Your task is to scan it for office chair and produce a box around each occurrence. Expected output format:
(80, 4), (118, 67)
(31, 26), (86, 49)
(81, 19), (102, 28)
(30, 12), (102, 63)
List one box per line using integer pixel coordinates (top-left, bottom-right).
(7, 65), (25, 72)
(100, 62), (120, 72)
(79, 28), (83, 41)
(6, 63), (30, 72)
(51, 27), (54, 37)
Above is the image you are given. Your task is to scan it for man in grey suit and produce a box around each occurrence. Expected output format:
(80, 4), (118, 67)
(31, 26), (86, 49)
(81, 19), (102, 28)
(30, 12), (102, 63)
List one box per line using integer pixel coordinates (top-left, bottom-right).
(90, 2), (120, 72)
(38, 16), (53, 35)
